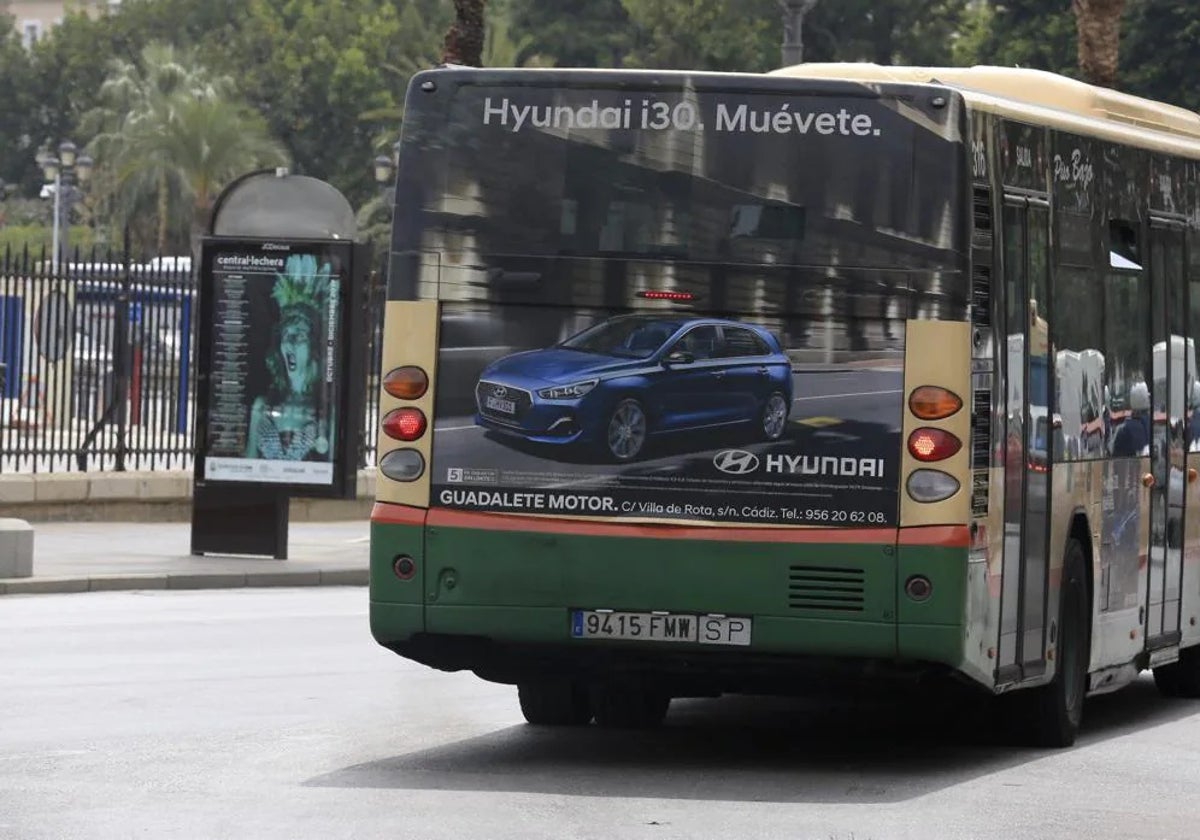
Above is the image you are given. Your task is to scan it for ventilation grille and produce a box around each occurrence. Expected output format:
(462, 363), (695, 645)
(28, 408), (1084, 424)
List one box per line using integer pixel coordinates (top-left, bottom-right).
(971, 384), (992, 517)
(971, 263), (992, 328)
(972, 187), (993, 248)
(788, 565), (865, 612)
(971, 187), (994, 327)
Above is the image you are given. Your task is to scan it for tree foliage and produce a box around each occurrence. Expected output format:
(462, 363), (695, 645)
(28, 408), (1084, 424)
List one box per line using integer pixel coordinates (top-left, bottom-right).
(507, 0), (631, 67)
(1122, 0), (1200, 111)
(804, 0), (969, 66)
(7, 0), (1200, 248)
(620, 0), (780, 72)
(82, 44), (286, 255)
(0, 16), (39, 193)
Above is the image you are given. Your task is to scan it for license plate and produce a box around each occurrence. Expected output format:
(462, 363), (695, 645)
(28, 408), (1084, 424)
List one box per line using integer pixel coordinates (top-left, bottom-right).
(485, 395), (517, 414)
(570, 610), (752, 646)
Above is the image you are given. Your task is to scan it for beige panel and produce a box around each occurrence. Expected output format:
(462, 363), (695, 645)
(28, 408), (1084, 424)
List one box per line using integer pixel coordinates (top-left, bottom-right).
(375, 300), (439, 506)
(770, 64), (1200, 160)
(1183, 452), (1200, 645)
(899, 319), (971, 526)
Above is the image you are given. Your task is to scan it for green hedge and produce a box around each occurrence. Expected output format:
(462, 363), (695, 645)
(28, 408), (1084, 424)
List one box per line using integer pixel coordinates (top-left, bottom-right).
(0, 225), (100, 258)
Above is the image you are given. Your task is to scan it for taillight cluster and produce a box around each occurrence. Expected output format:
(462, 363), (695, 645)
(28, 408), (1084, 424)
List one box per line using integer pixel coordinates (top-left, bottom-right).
(906, 385), (962, 503)
(379, 366), (429, 483)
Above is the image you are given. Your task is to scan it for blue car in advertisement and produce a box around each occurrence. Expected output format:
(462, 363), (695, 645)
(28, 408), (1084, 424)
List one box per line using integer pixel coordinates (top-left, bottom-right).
(474, 315), (793, 461)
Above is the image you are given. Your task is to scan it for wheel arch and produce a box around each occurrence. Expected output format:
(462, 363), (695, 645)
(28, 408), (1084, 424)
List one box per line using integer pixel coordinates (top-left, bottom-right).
(1066, 508), (1096, 638)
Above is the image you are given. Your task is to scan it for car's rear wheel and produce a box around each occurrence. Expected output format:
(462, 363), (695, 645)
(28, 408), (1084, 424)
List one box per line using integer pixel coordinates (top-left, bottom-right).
(606, 398), (648, 461)
(759, 391), (789, 441)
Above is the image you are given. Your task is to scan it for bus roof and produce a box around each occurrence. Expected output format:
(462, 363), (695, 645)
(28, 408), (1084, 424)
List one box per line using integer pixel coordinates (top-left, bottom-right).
(770, 63), (1200, 159)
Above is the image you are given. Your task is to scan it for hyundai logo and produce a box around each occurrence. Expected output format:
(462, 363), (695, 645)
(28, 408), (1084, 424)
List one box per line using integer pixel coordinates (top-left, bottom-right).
(713, 449), (760, 475)
(492, 385), (508, 398)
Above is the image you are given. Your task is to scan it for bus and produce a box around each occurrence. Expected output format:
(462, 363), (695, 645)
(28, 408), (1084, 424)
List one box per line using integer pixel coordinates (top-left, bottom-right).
(369, 62), (1200, 747)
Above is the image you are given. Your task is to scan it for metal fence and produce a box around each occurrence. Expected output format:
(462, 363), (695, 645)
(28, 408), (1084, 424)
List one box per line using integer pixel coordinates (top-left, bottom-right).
(0, 242), (385, 474)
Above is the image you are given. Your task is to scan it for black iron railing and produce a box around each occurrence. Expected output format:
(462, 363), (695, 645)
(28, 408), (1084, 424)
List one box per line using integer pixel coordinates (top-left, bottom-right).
(0, 241), (385, 474)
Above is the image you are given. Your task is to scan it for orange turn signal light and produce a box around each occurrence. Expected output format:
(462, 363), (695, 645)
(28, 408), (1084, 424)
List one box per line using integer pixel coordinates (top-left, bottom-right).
(382, 408), (427, 442)
(909, 386), (963, 421)
(383, 366), (429, 400)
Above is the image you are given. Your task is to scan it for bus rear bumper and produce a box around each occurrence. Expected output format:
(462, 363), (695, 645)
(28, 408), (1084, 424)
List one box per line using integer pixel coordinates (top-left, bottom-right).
(370, 602), (964, 683)
(374, 624), (958, 693)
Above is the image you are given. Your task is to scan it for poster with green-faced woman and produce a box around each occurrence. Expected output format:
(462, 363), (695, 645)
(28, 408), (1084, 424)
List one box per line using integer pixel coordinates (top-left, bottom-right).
(245, 254), (337, 464)
(202, 244), (345, 487)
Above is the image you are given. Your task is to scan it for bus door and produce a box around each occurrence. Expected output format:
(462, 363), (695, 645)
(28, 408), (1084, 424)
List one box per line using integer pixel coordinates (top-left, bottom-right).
(998, 196), (1051, 679)
(1147, 221), (1188, 648)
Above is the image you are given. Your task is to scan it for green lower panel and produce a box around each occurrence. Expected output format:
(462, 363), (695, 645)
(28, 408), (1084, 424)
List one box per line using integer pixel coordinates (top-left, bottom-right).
(369, 517), (972, 670)
(370, 601), (424, 646)
(896, 543), (968, 668)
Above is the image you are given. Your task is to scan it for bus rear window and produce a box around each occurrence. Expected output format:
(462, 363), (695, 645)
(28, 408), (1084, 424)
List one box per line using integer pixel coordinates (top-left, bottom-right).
(397, 80), (963, 271)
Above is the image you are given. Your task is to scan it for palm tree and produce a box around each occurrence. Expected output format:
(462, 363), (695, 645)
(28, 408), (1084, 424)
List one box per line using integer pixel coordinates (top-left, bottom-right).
(443, 0), (489, 67)
(81, 43), (287, 256)
(1072, 0), (1126, 88)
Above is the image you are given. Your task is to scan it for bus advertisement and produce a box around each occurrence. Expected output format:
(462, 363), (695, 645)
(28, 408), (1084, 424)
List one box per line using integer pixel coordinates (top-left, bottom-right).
(370, 64), (1200, 748)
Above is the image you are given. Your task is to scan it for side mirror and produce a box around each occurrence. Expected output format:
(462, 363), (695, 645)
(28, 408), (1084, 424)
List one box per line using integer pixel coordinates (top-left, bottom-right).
(664, 350), (695, 366)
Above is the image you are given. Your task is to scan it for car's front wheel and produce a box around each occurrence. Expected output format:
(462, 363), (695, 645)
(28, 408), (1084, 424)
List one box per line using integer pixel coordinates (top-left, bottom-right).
(605, 398), (648, 461)
(759, 391), (789, 441)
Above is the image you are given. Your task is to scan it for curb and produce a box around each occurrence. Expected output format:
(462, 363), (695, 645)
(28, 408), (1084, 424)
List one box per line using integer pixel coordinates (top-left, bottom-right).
(0, 568), (368, 596)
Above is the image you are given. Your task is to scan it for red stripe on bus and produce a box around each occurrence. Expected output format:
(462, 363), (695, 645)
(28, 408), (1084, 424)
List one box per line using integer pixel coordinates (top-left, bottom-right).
(371, 502), (429, 526)
(424, 508), (897, 543)
(897, 526), (970, 548)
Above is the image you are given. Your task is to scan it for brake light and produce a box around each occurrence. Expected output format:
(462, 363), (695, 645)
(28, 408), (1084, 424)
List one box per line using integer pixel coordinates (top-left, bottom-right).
(382, 408), (427, 441)
(637, 290), (696, 301)
(907, 427), (962, 462)
(909, 386), (963, 420)
(383, 366), (429, 400)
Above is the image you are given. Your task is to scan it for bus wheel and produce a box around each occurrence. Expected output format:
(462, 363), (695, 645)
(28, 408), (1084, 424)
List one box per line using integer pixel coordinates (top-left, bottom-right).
(1152, 646), (1200, 698)
(1006, 538), (1090, 748)
(590, 680), (670, 729)
(517, 680), (592, 726)
(759, 392), (789, 441)
(605, 398), (648, 462)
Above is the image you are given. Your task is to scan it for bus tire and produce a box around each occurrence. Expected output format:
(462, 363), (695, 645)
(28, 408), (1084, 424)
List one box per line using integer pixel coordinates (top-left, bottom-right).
(590, 680), (670, 729)
(517, 680), (592, 726)
(1007, 538), (1090, 748)
(1152, 646), (1200, 698)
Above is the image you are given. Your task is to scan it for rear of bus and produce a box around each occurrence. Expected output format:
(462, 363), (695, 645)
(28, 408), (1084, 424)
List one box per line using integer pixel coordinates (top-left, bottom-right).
(370, 68), (977, 705)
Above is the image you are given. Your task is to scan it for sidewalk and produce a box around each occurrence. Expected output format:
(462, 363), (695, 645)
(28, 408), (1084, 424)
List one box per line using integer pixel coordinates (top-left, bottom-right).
(0, 520), (369, 596)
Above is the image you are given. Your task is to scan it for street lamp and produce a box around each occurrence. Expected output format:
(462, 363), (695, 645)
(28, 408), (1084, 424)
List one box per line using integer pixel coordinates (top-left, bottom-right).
(37, 138), (93, 273)
(372, 139), (402, 205)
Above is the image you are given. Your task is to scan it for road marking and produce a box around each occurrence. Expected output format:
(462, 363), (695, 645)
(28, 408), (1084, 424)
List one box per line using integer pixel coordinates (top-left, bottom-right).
(794, 388), (902, 402)
(434, 423), (479, 432)
(796, 417), (844, 428)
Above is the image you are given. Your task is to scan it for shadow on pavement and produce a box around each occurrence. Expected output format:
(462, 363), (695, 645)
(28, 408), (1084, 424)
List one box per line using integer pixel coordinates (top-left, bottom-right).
(307, 675), (1200, 803)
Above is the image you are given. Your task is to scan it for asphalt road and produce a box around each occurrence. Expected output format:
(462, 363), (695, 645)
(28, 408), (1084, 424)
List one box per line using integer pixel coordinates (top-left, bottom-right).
(6, 588), (1200, 840)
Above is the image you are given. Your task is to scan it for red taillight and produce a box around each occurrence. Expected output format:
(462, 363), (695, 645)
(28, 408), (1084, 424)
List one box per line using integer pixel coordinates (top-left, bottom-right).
(383, 366), (428, 400)
(909, 386), (963, 420)
(637, 290), (696, 301)
(383, 408), (427, 441)
(907, 427), (962, 462)
(1028, 459), (1049, 473)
